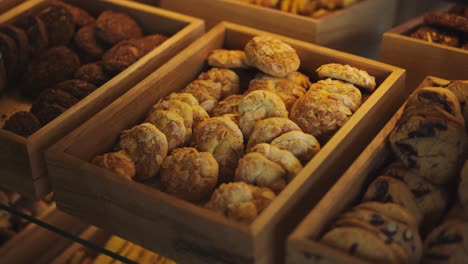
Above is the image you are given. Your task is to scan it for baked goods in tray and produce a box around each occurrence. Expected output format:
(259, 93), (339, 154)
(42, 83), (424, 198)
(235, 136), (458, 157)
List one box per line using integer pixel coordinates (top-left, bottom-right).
(3, 111), (41, 137)
(92, 35), (377, 223)
(317, 79), (468, 263)
(91, 151), (136, 180)
(1, 0), (168, 136)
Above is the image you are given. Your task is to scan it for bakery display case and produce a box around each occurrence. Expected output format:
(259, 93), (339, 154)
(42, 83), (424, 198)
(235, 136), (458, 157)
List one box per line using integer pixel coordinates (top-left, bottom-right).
(0, 0), (204, 199)
(287, 76), (468, 264)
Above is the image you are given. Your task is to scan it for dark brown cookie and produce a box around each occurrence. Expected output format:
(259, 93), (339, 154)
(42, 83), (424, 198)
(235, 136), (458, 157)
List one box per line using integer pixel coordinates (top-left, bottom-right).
(0, 32), (18, 80)
(21, 46), (80, 98)
(423, 220), (468, 264)
(135, 34), (168, 54)
(30, 88), (79, 124)
(425, 12), (468, 33)
(74, 62), (111, 86)
(410, 26), (460, 47)
(14, 16), (48, 55)
(0, 26), (29, 78)
(52, 1), (95, 28)
(73, 24), (106, 60)
(53, 79), (97, 100)
(37, 4), (75, 46)
(3, 111), (42, 137)
(95, 10), (143, 46)
(101, 39), (141, 73)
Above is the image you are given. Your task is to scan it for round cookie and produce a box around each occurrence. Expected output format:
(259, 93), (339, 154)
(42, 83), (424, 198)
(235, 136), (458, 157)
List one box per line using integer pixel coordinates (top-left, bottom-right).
(95, 10), (143, 46)
(316, 63), (376, 92)
(362, 176), (423, 225)
(410, 26), (460, 47)
(424, 11), (468, 33)
(182, 80), (222, 113)
(74, 62), (112, 86)
(244, 36), (300, 77)
(91, 151), (136, 180)
(423, 220), (468, 263)
(246, 117), (301, 152)
(197, 68), (240, 99)
(53, 1), (95, 27)
(53, 79), (97, 100)
(73, 25), (106, 61)
(0, 26), (29, 78)
(192, 116), (244, 183)
(37, 3), (75, 46)
(238, 90), (288, 139)
(3, 111), (41, 137)
(117, 123), (168, 180)
(165, 92), (199, 107)
(212, 94), (243, 117)
(14, 16), (48, 55)
(30, 88), (79, 124)
(207, 49), (250, 69)
(284, 71), (312, 89)
(133, 34), (167, 55)
(271, 130), (320, 165)
(160, 147), (218, 202)
(311, 78), (362, 112)
(191, 104), (210, 127)
(321, 227), (400, 264)
(151, 99), (194, 143)
(145, 109), (186, 152)
(101, 39), (142, 73)
(205, 182), (275, 223)
(290, 87), (352, 137)
(356, 202), (419, 229)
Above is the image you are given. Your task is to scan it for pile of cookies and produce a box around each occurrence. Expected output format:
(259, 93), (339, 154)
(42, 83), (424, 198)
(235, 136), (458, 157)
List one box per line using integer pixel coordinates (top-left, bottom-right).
(1, 0), (167, 137)
(65, 234), (175, 264)
(319, 80), (468, 263)
(0, 190), (51, 246)
(92, 35), (376, 223)
(410, 4), (468, 50)
(236, 0), (358, 18)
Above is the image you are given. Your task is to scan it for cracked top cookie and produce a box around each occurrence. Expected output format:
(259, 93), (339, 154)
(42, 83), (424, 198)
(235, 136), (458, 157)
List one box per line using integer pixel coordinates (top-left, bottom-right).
(317, 63), (376, 92)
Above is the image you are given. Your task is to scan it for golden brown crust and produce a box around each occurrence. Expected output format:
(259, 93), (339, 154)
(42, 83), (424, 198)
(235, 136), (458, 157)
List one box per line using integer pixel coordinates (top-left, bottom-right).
(271, 130), (320, 165)
(151, 99), (194, 143)
(182, 80), (221, 113)
(197, 68), (240, 99)
(117, 123), (168, 180)
(246, 117), (301, 152)
(316, 63), (376, 92)
(165, 92), (199, 106)
(284, 71), (312, 89)
(311, 78), (362, 112)
(212, 94), (244, 117)
(92, 151), (136, 180)
(193, 117), (244, 183)
(205, 182), (275, 223)
(160, 148), (218, 202)
(238, 90), (288, 139)
(244, 36), (300, 77)
(145, 110), (186, 151)
(207, 49), (250, 69)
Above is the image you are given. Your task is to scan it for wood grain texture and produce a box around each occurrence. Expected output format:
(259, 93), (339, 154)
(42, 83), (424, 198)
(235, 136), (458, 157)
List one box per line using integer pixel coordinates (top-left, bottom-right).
(0, 0), (25, 14)
(47, 22), (406, 264)
(286, 76), (441, 264)
(0, 0), (204, 199)
(159, 0), (397, 56)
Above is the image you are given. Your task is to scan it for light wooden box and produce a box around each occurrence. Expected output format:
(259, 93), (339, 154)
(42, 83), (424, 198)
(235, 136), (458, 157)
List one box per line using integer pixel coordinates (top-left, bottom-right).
(286, 76), (447, 264)
(0, 204), (88, 264)
(46, 22), (406, 264)
(159, 0), (397, 56)
(0, 0), (204, 199)
(380, 14), (468, 89)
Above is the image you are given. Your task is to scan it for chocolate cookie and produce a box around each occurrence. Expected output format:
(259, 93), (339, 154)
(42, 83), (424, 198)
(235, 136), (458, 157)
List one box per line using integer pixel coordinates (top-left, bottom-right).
(95, 10), (143, 46)
(52, 1), (95, 28)
(0, 33), (18, 80)
(74, 62), (111, 86)
(423, 220), (468, 263)
(30, 88), (79, 124)
(21, 46), (80, 98)
(53, 79), (97, 100)
(73, 24), (106, 61)
(0, 26), (29, 78)
(3, 111), (42, 137)
(134, 34), (167, 54)
(14, 16), (48, 55)
(410, 26), (460, 47)
(425, 11), (468, 33)
(38, 4), (75, 46)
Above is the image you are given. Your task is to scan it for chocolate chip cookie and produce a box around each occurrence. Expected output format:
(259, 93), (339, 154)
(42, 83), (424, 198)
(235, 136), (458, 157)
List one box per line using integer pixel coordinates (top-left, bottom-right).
(423, 220), (468, 263)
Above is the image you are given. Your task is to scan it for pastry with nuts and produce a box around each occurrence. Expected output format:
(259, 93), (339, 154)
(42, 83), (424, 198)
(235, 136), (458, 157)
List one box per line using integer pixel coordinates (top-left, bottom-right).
(145, 109), (186, 152)
(316, 63), (376, 92)
(207, 49), (250, 69)
(271, 130), (320, 165)
(92, 151), (136, 180)
(197, 68), (240, 99)
(246, 117), (301, 152)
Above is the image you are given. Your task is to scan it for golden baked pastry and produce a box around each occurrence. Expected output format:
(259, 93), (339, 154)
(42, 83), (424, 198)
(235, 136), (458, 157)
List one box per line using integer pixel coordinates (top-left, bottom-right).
(160, 147), (219, 202)
(244, 36), (300, 77)
(117, 123), (168, 180)
(151, 99), (194, 143)
(192, 104), (210, 128)
(247, 75), (306, 111)
(316, 63), (376, 92)
(193, 116), (244, 183)
(183, 80), (221, 113)
(222, 113), (240, 126)
(145, 109), (186, 151)
(290, 87), (352, 137)
(212, 94), (244, 117)
(312, 78), (362, 112)
(165, 92), (199, 106)
(207, 49), (250, 69)
(246, 117), (301, 152)
(205, 182), (275, 223)
(198, 68), (240, 99)
(271, 130), (320, 164)
(238, 90), (288, 139)
(285, 71), (312, 89)
(92, 151), (136, 180)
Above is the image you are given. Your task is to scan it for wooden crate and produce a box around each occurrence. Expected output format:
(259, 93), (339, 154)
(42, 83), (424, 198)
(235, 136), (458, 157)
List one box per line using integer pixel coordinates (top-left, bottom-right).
(380, 12), (468, 89)
(286, 76), (448, 264)
(46, 22), (406, 264)
(0, 0), (23, 14)
(0, 204), (88, 264)
(0, 0), (204, 199)
(159, 0), (397, 56)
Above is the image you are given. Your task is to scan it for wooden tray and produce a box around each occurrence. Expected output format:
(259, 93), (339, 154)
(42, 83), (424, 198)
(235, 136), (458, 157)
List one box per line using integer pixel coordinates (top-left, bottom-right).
(0, 0), (204, 199)
(46, 22), (406, 264)
(286, 76), (446, 264)
(0, 204), (88, 264)
(0, 0), (23, 14)
(380, 12), (468, 89)
(159, 0), (397, 56)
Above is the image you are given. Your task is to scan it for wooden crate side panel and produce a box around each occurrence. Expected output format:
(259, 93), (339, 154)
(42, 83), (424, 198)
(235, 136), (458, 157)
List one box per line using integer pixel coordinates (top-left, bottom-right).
(160, 0), (318, 43)
(380, 33), (468, 89)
